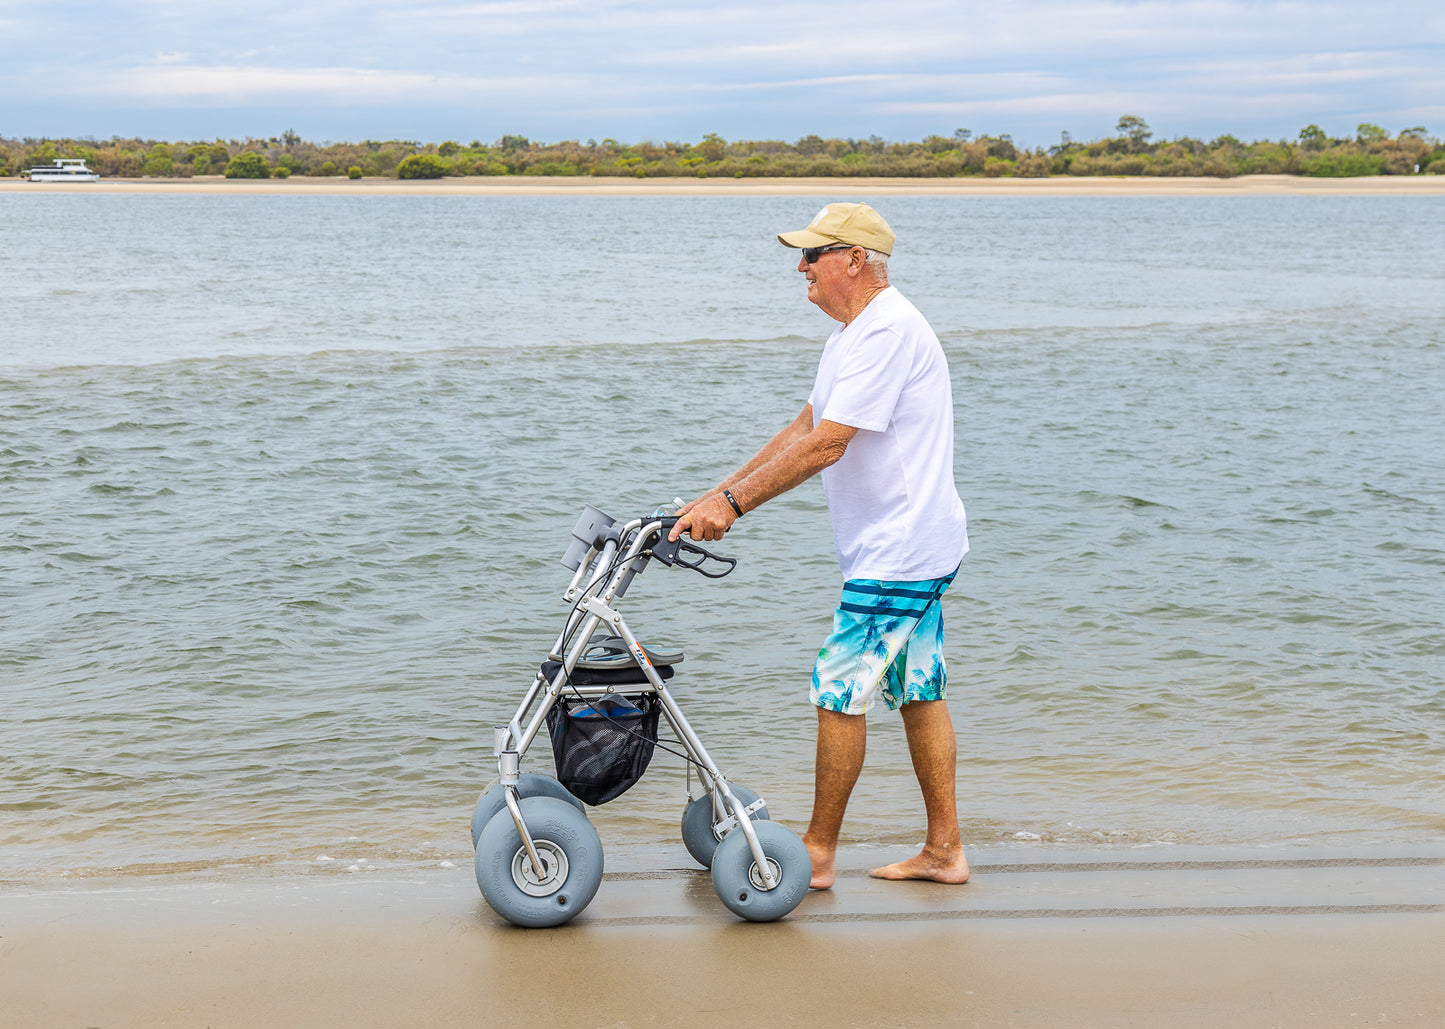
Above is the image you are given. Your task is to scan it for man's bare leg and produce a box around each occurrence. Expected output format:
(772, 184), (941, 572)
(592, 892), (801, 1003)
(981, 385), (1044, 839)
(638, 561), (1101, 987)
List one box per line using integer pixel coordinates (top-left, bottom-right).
(802, 707), (866, 889)
(869, 699), (970, 884)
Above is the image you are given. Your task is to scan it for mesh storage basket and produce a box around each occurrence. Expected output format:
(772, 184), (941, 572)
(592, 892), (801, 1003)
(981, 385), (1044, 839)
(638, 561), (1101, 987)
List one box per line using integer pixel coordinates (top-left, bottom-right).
(546, 693), (661, 806)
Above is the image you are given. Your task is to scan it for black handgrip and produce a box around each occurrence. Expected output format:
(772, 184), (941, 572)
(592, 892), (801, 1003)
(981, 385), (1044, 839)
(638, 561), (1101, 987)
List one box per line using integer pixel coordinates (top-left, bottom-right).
(674, 541), (737, 578)
(648, 517), (735, 577)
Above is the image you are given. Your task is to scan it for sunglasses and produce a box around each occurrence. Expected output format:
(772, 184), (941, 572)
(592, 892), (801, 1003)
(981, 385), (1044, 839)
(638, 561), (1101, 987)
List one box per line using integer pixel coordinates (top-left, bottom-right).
(801, 244), (855, 263)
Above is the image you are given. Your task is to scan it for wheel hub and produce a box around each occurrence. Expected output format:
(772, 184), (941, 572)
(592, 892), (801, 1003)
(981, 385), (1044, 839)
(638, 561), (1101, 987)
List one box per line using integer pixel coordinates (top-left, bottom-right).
(511, 840), (568, 897)
(748, 856), (781, 891)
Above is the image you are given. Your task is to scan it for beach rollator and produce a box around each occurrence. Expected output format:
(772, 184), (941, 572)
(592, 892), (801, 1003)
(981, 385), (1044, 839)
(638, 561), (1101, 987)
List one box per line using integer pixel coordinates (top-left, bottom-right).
(471, 504), (811, 927)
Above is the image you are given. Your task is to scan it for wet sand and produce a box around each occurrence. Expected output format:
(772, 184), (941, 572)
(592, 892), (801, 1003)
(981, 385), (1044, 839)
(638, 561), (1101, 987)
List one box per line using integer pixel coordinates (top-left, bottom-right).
(4, 845), (1442, 1027)
(4, 173), (1445, 196)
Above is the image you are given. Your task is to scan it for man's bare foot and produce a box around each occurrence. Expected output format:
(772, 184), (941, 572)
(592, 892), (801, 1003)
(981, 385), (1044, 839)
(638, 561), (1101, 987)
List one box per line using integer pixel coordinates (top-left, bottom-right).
(868, 847), (970, 884)
(802, 833), (836, 890)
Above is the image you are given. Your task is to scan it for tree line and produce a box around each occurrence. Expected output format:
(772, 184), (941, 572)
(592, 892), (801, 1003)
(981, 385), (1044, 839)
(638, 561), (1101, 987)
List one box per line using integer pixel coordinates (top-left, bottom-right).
(5, 118), (1441, 180)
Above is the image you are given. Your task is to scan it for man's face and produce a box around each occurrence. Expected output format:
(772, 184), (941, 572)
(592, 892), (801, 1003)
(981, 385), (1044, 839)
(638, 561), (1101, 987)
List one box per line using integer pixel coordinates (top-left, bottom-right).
(797, 245), (858, 318)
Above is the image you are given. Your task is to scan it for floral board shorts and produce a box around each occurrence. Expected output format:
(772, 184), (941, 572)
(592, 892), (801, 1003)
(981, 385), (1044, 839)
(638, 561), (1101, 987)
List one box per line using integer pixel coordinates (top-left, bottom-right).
(810, 567), (958, 716)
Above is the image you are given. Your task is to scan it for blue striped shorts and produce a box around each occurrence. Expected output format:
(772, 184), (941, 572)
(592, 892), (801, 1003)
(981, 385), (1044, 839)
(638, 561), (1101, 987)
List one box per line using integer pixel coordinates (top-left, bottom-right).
(810, 567), (958, 715)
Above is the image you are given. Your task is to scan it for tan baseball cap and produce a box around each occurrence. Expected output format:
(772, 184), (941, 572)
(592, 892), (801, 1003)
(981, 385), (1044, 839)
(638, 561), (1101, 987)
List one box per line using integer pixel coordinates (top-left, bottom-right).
(777, 202), (895, 255)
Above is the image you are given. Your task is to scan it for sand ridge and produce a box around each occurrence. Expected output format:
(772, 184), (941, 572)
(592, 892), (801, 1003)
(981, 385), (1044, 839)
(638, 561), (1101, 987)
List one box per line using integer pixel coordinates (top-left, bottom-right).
(5, 173), (1445, 196)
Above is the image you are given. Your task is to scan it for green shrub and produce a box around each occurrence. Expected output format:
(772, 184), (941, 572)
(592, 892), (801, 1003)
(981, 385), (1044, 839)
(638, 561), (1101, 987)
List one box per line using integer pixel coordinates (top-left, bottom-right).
(397, 153), (448, 179)
(1300, 151), (1386, 177)
(185, 143), (222, 174)
(347, 166), (363, 179)
(317, 161), (337, 176)
(273, 165), (291, 179)
(1199, 157), (1238, 178)
(522, 161), (578, 176)
(1236, 143), (1294, 175)
(109, 151), (142, 177)
(1014, 153), (1052, 177)
(224, 153), (272, 179)
(1366, 141), (1420, 175)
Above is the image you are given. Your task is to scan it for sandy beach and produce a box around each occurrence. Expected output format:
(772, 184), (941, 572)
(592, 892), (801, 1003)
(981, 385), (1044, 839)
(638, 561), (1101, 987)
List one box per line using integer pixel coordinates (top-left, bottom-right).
(4, 173), (1445, 196)
(4, 844), (1442, 1028)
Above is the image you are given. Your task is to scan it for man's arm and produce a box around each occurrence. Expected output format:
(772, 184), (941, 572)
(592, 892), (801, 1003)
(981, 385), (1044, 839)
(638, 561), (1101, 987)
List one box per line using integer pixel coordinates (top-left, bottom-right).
(670, 405), (857, 542)
(677, 404), (813, 517)
(715, 404), (816, 494)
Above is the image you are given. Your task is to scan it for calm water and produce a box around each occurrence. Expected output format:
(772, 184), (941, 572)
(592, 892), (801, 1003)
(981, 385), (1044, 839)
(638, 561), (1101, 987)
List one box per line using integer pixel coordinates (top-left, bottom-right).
(2, 193), (1443, 883)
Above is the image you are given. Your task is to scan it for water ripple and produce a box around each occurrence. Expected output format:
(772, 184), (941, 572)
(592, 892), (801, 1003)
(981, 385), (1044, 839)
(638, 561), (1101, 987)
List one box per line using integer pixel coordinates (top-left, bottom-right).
(3, 197), (1444, 880)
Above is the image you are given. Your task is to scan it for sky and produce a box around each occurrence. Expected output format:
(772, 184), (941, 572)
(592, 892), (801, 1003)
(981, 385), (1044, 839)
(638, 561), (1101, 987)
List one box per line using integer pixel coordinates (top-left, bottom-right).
(2, 0), (1442, 148)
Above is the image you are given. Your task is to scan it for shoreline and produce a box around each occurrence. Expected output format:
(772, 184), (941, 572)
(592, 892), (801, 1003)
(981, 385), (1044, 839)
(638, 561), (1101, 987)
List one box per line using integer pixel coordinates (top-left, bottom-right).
(4, 844), (1442, 1027)
(4, 173), (1445, 196)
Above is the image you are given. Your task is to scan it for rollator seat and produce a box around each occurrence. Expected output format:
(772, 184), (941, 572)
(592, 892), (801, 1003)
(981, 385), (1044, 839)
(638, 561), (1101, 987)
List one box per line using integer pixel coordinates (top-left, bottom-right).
(542, 633), (682, 685)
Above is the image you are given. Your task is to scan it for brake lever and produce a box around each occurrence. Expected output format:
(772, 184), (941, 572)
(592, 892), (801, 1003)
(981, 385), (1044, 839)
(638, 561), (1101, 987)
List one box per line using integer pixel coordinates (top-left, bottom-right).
(674, 541), (737, 578)
(648, 519), (736, 578)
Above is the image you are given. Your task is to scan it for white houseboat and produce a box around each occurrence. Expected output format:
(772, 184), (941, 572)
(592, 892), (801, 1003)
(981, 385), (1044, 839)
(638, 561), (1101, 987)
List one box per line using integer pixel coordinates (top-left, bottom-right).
(25, 159), (100, 182)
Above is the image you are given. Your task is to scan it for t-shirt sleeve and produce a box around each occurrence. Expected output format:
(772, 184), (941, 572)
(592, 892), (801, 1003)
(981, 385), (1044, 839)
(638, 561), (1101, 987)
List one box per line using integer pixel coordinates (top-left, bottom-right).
(817, 324), (910, 432)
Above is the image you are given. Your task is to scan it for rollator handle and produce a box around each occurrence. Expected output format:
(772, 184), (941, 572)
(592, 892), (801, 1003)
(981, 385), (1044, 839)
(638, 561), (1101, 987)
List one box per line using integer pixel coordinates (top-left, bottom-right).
(649, 519), (736, 578)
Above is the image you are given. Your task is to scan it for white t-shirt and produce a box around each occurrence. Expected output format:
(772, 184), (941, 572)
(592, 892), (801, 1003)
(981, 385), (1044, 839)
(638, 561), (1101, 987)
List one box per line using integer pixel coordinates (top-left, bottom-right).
(807, 286), (968, 582)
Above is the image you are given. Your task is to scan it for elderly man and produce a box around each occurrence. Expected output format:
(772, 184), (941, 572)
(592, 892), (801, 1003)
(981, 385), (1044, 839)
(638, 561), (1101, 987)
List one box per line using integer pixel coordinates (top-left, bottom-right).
(670, 202), (971, 889)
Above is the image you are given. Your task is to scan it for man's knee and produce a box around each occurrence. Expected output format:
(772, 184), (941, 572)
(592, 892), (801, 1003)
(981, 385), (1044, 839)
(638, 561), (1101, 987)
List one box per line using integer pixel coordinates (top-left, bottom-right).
(900, 697), (954, 731)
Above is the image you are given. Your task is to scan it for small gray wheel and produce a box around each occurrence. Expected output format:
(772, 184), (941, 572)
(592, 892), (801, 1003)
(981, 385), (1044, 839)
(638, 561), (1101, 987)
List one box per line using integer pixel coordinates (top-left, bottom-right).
(471, 773), (583, 847)
(680, 784), (769, 868)
(709, 820), (810, 922)
(474, 796), (603, 928)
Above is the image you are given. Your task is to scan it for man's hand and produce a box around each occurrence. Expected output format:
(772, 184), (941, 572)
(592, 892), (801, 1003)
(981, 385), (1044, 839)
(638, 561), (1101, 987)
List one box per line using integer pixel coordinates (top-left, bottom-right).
(668, 492), (737, 543)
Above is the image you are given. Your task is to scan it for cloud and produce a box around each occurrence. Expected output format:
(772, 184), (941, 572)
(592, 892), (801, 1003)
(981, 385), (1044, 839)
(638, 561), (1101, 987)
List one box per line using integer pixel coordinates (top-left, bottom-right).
(75, 63), (581, 107)
(627, 0), (1438, 68)
(3, 0), (1441, 141)
(886, 94), (1150, 119)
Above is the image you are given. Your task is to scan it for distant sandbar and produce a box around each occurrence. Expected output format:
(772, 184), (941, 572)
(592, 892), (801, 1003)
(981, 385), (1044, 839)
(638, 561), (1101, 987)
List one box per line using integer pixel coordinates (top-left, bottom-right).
(4, 174), (1444, 196)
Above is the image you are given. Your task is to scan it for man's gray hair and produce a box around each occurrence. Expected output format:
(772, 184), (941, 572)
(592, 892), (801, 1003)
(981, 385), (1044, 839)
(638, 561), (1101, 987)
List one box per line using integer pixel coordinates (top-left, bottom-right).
(863, 248), (890, 278)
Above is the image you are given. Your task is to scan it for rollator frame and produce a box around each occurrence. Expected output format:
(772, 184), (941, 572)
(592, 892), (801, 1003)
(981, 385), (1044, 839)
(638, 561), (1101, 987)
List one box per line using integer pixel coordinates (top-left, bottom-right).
(478, 506), (803, 923)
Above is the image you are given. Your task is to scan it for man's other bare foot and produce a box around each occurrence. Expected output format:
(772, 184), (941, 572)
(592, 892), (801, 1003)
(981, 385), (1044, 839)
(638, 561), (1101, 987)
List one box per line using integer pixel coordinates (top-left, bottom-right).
(802, 834), (836, 890)
(868, 846), (970, 884)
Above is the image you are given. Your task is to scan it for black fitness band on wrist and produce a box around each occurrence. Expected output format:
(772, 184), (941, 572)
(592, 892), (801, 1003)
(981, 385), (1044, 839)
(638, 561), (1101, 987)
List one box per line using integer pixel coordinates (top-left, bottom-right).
(722, 489), (744, 518)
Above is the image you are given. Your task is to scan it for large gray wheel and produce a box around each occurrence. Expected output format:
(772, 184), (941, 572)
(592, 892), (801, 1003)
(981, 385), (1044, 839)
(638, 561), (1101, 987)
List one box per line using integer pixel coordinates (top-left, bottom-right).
(679, 784), (769, 869)
(474, 796), (603, 928)
(709, 820), (810, 923)
(471, 773), (583, 847)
